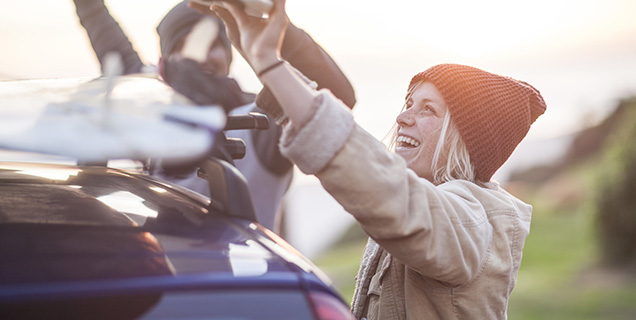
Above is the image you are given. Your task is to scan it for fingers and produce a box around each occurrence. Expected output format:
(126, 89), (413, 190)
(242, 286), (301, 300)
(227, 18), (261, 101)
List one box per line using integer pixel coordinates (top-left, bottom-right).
(216, 1), (250, 27)
(212, 5), (240, 44)
(267, 0), (289, 30)
(211, 5), (236, 29)
(188, 2), (215, 15)
(211, 4), (232, 20)
(271, 0), (287, 17)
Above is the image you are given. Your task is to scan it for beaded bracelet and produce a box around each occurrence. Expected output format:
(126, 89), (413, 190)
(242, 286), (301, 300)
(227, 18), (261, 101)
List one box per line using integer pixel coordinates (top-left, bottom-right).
(257, 60), (286, 78)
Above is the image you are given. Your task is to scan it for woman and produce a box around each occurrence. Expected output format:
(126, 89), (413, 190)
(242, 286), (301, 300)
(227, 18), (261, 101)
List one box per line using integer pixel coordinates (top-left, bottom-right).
(195, 0), (546, 318)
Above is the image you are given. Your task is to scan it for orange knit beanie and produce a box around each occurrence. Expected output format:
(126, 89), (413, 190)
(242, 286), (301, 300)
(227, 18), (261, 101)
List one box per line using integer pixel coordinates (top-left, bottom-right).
(408, 64), (547, 182)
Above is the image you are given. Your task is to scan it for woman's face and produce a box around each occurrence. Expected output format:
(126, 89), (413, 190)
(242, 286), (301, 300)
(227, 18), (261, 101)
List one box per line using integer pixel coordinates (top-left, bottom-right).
(395, 81), (449, 180)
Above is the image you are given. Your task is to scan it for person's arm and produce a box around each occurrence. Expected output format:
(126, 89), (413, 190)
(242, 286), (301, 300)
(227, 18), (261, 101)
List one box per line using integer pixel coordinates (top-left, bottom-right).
(202, 1), (345, 175)
(255, 23), (356, 110)
(203, 0), (318, 129)
(252, 22), (355, 134)
(73, 0), (144, 74)
(280, 24), (355, 108)
(192, 1), (338, 124)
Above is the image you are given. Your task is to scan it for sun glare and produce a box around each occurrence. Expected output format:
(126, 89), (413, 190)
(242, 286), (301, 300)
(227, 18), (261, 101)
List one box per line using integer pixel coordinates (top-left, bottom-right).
(406, 0), (577, 58)
(288, 0), (606, 59)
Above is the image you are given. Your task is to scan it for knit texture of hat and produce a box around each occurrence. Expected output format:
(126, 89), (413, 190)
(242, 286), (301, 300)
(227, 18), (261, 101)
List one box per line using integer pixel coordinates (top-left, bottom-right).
(409, 64), (546, 182)
(156, 1), (232, 62)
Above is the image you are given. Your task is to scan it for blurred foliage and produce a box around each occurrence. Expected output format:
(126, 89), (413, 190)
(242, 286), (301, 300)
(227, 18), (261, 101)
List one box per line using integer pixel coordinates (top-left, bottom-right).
(506, 159), (636, 319)
(314, 222), (366, 302)
(594, 98), (636, 268)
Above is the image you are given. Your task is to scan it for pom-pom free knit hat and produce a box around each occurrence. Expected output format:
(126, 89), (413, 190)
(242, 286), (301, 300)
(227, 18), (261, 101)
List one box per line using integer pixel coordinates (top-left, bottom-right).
(156, 1), (232, 62)
(408, 64), (546, 182)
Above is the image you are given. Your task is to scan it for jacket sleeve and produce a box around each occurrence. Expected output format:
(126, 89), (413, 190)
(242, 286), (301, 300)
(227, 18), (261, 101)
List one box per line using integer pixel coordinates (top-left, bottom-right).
(73, 0), (144, 74)
(280, 90), (493, 286)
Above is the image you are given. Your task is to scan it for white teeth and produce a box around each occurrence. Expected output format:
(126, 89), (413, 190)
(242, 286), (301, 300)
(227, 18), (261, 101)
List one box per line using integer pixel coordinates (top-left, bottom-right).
(397, 135), (420, 147)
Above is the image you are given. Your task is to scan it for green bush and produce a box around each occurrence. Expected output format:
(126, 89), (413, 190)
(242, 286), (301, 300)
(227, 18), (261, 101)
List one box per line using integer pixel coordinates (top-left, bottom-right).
(595, 98), (636, 267)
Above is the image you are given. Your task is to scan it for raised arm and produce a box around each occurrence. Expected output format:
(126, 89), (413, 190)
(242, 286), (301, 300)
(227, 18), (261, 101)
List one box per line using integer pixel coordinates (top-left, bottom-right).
(73, 0), (144, 74)
(202, 0), (324, 129)
(192, 0), (355, 175)
(251, 22), (355, 124)
(273, 23), (355, 108)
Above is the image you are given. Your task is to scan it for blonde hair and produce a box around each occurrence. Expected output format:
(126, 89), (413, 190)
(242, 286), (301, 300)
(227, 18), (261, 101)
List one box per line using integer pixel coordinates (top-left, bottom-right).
(386, 81), (478, 185)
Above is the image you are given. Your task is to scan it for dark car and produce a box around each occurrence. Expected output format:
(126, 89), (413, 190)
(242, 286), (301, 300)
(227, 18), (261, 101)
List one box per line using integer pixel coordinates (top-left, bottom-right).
(0, 76), (355, 319)
(0, 161), (354, 319)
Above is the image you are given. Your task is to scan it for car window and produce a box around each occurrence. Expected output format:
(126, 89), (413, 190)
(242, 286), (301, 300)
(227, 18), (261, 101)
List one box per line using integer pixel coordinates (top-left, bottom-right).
(0, 165), (208, 227)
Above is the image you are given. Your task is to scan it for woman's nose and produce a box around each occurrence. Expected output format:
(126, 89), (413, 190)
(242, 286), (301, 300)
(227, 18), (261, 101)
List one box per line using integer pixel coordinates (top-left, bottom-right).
(396, 109), (415, 127)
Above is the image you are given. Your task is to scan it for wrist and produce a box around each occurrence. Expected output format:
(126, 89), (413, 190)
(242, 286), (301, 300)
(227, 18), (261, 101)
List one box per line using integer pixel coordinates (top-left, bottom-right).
(250, 53), (280, 73)
(257, 60), (286, 78)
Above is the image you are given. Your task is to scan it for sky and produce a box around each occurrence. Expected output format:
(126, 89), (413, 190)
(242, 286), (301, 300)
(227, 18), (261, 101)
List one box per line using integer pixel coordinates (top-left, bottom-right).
(2, 0), (636, 139)
(1, 0), (636, 256)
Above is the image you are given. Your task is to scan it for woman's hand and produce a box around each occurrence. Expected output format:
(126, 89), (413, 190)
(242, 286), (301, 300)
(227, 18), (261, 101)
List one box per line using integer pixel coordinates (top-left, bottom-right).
(191, 0), (316, 128)
(210, 0), (289, 74)
(188, 2), (243, 57)
(188, 2), (215, 14)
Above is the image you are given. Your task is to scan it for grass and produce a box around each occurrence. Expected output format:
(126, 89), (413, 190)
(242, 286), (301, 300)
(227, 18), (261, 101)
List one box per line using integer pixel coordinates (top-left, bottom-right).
(507, 163), (636, 319)
(313, 227), (366, 302)
(313, 162), (636, 318)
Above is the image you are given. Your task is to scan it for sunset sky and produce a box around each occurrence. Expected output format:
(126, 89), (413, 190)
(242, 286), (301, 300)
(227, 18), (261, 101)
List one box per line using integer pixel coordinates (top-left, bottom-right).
(2, 0), (636, 141)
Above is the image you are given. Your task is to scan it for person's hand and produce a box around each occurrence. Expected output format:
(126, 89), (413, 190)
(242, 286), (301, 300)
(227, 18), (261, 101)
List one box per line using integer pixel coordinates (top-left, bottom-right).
(210, 0), (289, 74)
(189, 2), (244, 58)
(188, 1), (214, 14)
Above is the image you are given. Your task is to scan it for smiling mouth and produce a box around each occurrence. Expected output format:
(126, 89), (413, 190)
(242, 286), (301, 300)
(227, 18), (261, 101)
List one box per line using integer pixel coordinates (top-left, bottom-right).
(396, 135), (421, 148)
